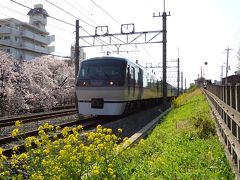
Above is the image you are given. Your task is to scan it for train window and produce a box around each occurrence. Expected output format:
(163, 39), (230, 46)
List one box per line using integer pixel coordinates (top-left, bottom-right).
(131, 67), (135, 85)
(138, 69), (143, 87)
(135, 68), (139, 85)
(78, 59), (126, 80)
(127, 65), (130, 87)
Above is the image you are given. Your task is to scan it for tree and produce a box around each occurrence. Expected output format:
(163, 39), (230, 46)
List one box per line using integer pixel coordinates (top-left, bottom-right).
(0, 52), (75, 116)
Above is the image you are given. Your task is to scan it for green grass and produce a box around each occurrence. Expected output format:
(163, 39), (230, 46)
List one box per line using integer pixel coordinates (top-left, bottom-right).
(119, 89), (235, 179)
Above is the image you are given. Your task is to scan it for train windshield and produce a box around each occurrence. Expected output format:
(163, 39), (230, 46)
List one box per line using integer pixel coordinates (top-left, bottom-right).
(77, 58), (126, 86)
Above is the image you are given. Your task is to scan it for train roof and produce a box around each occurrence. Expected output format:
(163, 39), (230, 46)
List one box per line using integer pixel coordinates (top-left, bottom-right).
(81, 56), (128, 62)
(81, 56), (159, 79)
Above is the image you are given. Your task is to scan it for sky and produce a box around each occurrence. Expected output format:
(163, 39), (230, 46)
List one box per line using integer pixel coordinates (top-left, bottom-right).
(1, 0), (240, 88)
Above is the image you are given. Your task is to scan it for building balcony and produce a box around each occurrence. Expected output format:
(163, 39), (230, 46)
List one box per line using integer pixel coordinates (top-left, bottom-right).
(22, 30), (55, 45)
(21, 41), (55, 54)
(0, 40), (54, 54)
(0, 27), (11, 34)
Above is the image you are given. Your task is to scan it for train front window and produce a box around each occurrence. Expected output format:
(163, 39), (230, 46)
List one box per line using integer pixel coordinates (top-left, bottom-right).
(77, 58), (126, 86)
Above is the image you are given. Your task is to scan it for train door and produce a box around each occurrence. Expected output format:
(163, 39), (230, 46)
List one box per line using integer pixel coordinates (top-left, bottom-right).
(127, 65), (130, 96)
(131, 67), (135, 97)
(138, 68), (143, 98)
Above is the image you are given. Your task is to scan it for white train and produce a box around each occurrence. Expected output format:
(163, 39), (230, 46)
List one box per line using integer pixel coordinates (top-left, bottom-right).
(76, 56), (176, 115)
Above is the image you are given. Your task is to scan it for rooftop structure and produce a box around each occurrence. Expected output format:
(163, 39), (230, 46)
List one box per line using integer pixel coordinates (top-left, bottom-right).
(0, 4), (55, 60)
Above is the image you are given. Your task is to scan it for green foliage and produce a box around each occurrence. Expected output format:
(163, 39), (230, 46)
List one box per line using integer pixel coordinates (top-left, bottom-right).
(121, 88), (234, 179)
(192, 110), (216, 139)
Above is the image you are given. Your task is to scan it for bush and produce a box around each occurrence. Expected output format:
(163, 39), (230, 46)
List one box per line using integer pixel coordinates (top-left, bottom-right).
(192, 110), (216, 139)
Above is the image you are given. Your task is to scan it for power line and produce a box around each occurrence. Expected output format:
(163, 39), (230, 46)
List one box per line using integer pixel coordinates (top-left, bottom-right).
(43, 0), (119, 53)
(44, 0), (95, 28)
(0, 12), (73, 45)
(89, 0), (121, 25)
(64, 0), (98, 27)
(1, 3), (74, 32)
(71, 0), (106, 26)
(9, 0), (75, 27)
(0, 43), (70, 58)
(89, 0), (160, 63)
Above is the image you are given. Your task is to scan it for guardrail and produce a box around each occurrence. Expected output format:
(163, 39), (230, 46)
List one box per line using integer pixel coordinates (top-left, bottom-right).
(204, 84), (240, 176)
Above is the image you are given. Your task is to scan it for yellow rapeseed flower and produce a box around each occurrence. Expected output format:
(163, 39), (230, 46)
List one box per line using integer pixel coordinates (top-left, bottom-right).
(38, 125), (43, 131)
(0, 147), (3, 155)
(25, 136), (36, 148)
(12, 146), (19, 152)
(15, 120), (22, 127)
(11, 128), (19, 138)
(11, 158), (19, 168)
(117, 128), (122, 133)
(139, 139), (145, 145)
(106, 128), (112, 134)
(43, 149), (50, 155)
(61, 127), (70, 137)
(77, 125), (83, 131)
(92, 165), (100, 176)
(108, 167), (114, 176)
(97, 143), (104, 150)
(56, 125), (61, 130)
(48, 124), (54, 131)
(105, 134), (111, 142)
(43, 122), (49, 129)
(18, 153), (28, 161)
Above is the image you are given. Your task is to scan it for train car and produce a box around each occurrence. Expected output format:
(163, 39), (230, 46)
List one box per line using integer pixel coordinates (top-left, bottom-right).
(75, 56), (174, 115)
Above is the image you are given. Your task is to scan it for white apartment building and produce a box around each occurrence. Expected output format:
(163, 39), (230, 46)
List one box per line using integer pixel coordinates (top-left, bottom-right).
(0, 4), (55, 60)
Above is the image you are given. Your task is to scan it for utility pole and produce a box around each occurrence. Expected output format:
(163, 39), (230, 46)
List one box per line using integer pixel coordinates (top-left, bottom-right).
(220, 65), (224, 83)
(75, 20), (80, 109)
(75, 20), (80, 79)
(153, 1), (170, 110)
(225, 46), (232, 85)
(177, 49), (180, 96)
(185, 78), (186, 92)
(181, 72), (183, 93)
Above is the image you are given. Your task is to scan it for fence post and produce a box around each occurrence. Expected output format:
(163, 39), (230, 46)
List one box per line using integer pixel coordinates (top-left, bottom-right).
(230, 85), (235, 109)
(236, 83), (240, 112)
(227, 84), (231, 106)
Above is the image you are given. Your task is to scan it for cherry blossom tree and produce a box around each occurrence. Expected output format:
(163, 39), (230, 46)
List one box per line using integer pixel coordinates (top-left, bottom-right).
(0, 52), (75, 116)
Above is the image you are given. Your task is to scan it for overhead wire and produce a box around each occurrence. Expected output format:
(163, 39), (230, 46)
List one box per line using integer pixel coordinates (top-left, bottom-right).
(71, 0), (107, 26)
(89, 0), (160, 63)
(42, 0), (118, 53)
(9, 0), (75, 27)
(0, 7), (73, 45)
(44, 0), (95, 28)
(63, 0), (98, 27)
(1, 3), (73, 33)
(0, 11), (70, 58)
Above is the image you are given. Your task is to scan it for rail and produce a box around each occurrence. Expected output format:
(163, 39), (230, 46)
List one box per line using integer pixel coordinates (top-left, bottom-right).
(204, 84), (240, 175)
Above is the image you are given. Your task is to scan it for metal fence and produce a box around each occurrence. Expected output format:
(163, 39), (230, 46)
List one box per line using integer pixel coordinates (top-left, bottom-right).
(205, 84), (240, 175)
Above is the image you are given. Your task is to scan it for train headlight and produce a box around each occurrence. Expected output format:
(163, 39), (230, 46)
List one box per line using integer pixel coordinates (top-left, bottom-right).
(76, 80), (89, 86)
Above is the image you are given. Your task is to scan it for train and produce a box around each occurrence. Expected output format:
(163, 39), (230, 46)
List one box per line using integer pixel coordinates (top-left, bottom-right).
(75, 56), (176, 115)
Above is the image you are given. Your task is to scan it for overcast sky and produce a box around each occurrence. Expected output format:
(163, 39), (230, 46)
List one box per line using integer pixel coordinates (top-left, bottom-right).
(1, 0), (240, 87)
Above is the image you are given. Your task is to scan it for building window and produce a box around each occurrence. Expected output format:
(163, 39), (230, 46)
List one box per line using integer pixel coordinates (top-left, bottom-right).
(4, 36), (10, 40)
(15, 36), (19, 42)
(6, 49), (10, 53)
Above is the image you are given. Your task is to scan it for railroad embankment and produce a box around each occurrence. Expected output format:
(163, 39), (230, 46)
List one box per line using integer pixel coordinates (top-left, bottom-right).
(122, 87), (235, 179)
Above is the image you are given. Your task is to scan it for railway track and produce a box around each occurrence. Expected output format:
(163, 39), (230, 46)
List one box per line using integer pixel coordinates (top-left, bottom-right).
(0, 109), (78, 128)
(0, 115), (119, 157)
